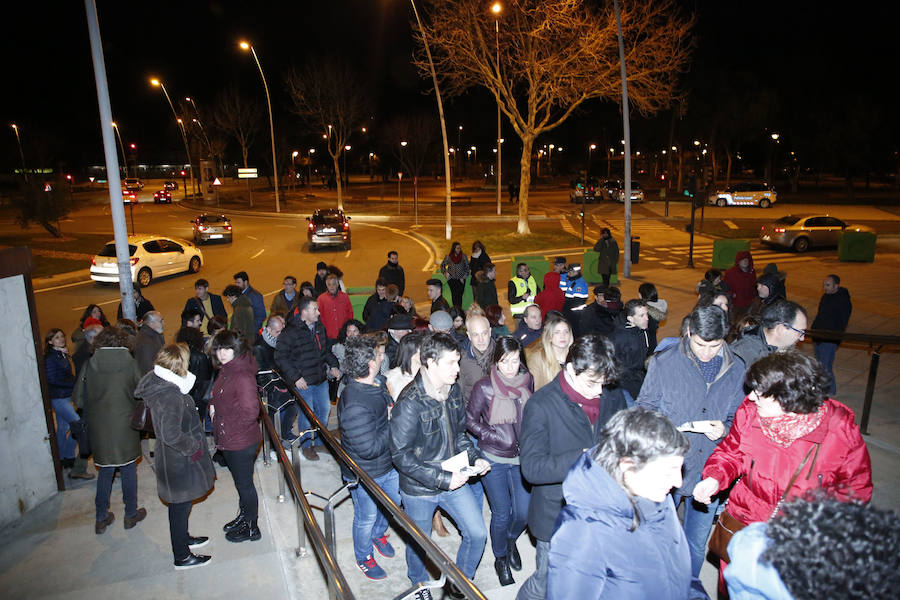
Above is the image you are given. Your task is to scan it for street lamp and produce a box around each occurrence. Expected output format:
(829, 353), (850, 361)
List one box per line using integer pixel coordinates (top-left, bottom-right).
(239, 41), (281, 212)
(10, 124), (28, 183)
(150, 78), (195, 197)
(111, 121), (129, 178)
(548, 144), (555, 176)
(308, 148), (315, 188)
(492, 1), (503, 215)
(291, 150), (299, 190)
(588, 144), (596, 179)
(185, 96), (212, 158)
(343, 145), (351, 188)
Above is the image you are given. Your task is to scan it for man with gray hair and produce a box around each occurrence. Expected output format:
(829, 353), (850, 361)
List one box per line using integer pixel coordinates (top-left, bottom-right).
(730, 299), (808, 368)
(134, 311), (165, 374)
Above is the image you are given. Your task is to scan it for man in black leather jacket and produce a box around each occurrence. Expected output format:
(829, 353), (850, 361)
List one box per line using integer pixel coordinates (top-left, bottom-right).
(390, 332), (490, 592)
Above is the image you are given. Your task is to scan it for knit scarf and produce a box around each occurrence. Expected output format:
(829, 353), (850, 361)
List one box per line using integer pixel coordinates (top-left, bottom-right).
(758, 403), (827, 448)
(558, 370), (603, 425)
(471, 341), (495, 375)
(488, 366), (531, 425)
(261, 327), (278, 348)
(449, 250), (463, 264)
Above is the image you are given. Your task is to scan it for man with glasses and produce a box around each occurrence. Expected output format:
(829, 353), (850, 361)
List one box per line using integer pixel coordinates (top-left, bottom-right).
(730, 299), (808, 368)
(517, 335), (627, 600)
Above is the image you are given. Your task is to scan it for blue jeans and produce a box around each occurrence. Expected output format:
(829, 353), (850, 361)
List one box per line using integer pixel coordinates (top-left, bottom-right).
(401, 486), (487, 584)
(296, 380), (330, 448)
(95, 462), (138, 521)
(51, 397), (79, 459)
(516, 539), (549, 600)
(480, 461), (530, 558)
(348, 469), (400, 562)
(673, 492), (722, 579)
(814, 341), (838, 395)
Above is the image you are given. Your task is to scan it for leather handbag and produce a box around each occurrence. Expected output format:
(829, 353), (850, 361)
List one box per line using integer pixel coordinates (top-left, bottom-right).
(130, 399), (154, 434)
(708, 443), (819, 563)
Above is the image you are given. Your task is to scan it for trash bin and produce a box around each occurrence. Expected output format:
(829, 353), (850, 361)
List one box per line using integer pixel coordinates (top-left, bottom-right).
(838, 231), (876, 262)
(631, 236), (640, 264)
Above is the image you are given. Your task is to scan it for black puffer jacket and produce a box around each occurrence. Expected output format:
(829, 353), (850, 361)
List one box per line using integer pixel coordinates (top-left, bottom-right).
(611, 318), (650, 399)
(338, 380), (394, 481)
(389, 373), (481, 496)
(577, 302), (619, 337)
(519, 374), (627, 541)
(275, 315), (338, 387)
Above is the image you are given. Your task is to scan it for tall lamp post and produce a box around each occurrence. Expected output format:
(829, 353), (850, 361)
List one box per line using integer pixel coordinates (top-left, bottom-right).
(308, 148), (315, 188)
(343, 145), (351, 189)
(150, 78), (195, 197)
(111, 122), (129, 178)
(239, 41), (281, 213)
(10, 124), (28, 183)
(491, 2), (503, 215)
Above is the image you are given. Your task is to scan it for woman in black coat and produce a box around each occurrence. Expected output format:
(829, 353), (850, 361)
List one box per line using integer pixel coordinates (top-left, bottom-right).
(135, 343), (215, 570)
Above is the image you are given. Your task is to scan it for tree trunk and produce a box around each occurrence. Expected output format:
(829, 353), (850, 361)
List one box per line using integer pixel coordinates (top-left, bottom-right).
(333, 155), (344, 211)
(516, 136), (534, 235)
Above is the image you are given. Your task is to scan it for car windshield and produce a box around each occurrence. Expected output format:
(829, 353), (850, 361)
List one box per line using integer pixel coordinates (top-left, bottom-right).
(98, 243), (136, 257)
(775, 216), (802, 225)
(200, 215), (229, 224)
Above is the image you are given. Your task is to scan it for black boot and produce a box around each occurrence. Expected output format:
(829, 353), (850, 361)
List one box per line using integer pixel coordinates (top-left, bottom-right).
(226, 518), (262, 543)
(507, 539), (522, 571)
(223, 509), (245, 533)
(495, 556), (515, 586)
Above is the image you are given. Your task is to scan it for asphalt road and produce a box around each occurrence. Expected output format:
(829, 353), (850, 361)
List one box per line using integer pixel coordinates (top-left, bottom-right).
(33, 200), (435, 337)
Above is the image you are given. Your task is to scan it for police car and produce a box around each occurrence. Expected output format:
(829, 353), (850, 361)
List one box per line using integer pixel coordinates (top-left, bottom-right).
(709, 182), (776, 208)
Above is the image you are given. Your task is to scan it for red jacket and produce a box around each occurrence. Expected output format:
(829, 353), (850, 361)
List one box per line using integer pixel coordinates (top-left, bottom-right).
(703, 397), (872, 526)
(318, 291), (354, 339)
(210, 352), (262, 451)
(723, 250), (757, 308)
(535, 271), (564, 319)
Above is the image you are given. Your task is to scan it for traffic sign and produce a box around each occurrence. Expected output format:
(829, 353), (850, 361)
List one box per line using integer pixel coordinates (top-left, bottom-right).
(213, 177), (222, 186)
(237, 168), (258, 179)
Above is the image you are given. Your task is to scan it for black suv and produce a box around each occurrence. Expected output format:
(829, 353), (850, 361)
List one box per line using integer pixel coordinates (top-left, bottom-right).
(306, 209), (351, 251)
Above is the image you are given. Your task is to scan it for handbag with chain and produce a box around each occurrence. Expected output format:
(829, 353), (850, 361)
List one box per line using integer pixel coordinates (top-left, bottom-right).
(708, 442), (819, 563)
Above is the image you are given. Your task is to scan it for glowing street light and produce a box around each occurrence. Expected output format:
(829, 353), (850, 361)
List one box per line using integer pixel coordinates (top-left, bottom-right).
(150, 77), (195, 197)
(239, 40), (281, 212)
(111, 121), (129, 178)
(10, 124), (27, 182)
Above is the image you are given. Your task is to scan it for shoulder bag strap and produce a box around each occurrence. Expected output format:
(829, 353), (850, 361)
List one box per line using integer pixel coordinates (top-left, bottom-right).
(770, 442), (820, 519)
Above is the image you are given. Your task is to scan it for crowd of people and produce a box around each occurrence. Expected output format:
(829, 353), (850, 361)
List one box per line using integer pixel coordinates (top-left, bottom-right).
(42, 241), (898, 599)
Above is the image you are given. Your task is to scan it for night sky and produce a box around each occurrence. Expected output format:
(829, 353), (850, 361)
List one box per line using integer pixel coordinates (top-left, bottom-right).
(1, 1), (896, 173)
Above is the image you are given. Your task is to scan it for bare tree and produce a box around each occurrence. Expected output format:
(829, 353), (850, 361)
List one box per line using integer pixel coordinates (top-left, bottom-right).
(212, 84), (262, 168)
(381, 113), (440, 205)
(417, 0), (693, 233)
(285, 59), (370, 211)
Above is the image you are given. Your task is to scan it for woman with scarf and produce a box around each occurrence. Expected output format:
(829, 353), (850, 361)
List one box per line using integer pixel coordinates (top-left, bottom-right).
(440, 240), (470, 309)
(466, 336), (533, 586)
(208, 329), (262, 543)
(693, 351), (872, 593)
(134, 343), (215, 569)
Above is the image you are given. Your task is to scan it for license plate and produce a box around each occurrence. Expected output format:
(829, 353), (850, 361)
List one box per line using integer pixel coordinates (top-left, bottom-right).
(210, 234), (223, 239)
(321, 228), (336, 233)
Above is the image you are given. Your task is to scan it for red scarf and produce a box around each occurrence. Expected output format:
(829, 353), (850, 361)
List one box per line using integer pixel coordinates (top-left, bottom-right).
(449, 250), (463, 264)
(558, 371), (603, 424)
(758, 403), (827, 448)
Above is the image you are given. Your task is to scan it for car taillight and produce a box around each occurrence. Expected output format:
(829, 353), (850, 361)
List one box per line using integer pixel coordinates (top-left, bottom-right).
(343, 222), (350, 230)
(199, 226), (207, 231)
(226, 225), (232, 230)
(130, 257), (139, 265)
(774, 228), (785, 233)
(91, 258), (96, 266)
(308, 222), (315, 230)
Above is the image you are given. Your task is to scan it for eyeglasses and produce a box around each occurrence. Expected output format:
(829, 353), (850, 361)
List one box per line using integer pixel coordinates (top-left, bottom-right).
(781, 322), (806, 339)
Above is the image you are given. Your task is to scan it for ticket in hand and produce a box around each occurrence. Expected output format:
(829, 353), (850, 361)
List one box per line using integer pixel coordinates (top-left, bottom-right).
(677, 420), (718, 434)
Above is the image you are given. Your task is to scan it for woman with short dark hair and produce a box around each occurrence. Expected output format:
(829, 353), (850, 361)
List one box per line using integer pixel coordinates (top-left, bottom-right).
(693, 351), (873, 592)
(135, 343), (215, 569)
(208, 330), (262, 543)
(547, 407), (692, 598)
(44, 328), (81, 470)
(466, 336), (533, 586)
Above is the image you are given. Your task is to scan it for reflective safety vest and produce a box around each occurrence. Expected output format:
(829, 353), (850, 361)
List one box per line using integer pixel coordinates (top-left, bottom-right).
(510, 275), (537, 315)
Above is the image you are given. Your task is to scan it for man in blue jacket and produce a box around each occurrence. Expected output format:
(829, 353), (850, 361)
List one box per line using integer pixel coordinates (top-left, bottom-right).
(338, 335), (399, 581)
(637, 305), (746, 588)
(234, 270), (266, 333)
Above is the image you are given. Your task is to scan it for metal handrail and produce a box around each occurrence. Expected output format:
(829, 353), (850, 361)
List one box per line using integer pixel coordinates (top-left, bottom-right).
(804, 328), (900, 435)
(275, 369), (488, 600)
(257, 394), (355, 600)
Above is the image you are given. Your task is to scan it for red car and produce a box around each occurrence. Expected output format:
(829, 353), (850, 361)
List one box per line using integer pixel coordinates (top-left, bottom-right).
(122, 190), (138, 204)
(153, 189), (173, 204)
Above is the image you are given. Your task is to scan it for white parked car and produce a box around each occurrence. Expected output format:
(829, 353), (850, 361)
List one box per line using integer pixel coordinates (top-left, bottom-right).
(90, 234), (203, 287)
(710, 182), (776, 208)
(615, 181), (644, 203)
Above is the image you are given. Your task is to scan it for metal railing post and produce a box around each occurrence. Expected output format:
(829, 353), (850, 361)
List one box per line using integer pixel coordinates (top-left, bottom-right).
(860, 344), (882, 435)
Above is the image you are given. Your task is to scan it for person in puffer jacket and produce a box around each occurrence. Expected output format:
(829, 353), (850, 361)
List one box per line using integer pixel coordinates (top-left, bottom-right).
(547, 407), (707, 600)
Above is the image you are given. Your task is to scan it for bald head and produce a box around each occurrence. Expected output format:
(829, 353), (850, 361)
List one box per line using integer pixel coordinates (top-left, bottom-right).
(467, 316), (491, 353)
(143, 311), (164, 333)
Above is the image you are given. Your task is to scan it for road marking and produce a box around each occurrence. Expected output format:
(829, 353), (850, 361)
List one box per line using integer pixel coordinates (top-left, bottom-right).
(250, 249), (265, 259)
(724, 220), (739, 229)
(246, 235), (258, 240)
(35, 280), (94, 294)
(344, 250), (351, 258)
(357, 223), (436, 272)
(72, 297), (121, 310)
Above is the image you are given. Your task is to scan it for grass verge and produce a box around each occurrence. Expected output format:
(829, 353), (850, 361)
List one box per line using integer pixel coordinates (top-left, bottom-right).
(413, 221), (583, 256)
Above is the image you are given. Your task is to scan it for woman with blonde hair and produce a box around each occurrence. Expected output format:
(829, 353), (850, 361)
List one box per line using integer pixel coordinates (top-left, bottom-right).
(525, 311), (573, 391)
(135, 343), (215, 570)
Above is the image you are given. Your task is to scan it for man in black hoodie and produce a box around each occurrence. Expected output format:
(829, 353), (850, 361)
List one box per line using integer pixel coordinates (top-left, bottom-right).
(338, 336), (399, 580)
(378, 250), (406, 296)
(812, 274), (852, 395)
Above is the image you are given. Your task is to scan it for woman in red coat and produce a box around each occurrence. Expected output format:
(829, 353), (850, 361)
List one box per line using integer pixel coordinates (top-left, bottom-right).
(209, 330), (262, 543)
(693, 351), (872, 590)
